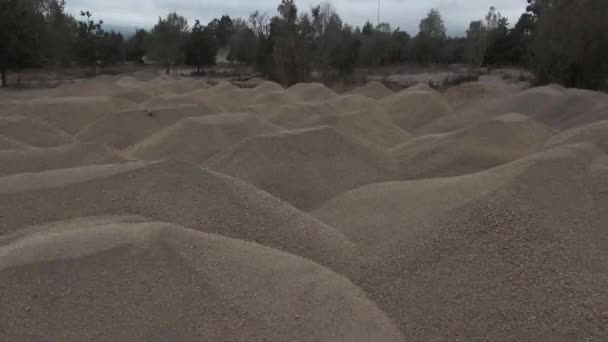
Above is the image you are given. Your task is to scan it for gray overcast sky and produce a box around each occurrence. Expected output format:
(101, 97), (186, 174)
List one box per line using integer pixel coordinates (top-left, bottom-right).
(64, 0), (528, 36)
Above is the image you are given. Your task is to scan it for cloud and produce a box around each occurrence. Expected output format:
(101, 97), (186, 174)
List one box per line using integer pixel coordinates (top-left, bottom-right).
(65, 0), (528, 36)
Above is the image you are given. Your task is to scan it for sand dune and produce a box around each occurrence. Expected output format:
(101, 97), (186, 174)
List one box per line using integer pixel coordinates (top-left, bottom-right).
(252, 90), (296, 105)
(2, 76), (608, 340)
(209, 80), (241, 94)
(179, 87), (213, 101)
(162, 78), (209, 94)
(0, 143), (126, 176)
(444, 79), (524, 110)
(267, 101), (335, 129)
(421, 84), (608, 134)
(51, 78), (123, 97)
(314, 143), (607, 340)
(326, 94), (376, 113)
(0, 134), (31, 150)
(239, 103), (278, 120)
(591, 155), (608, 209)
(545, 120), (608, 152)
(0, 102), (20, 117)
(205, 126), (397, 210)
(0, 161), (152, 194)
(19, 96), (136, 134)
(325, 110), (411, 148)
(112, 87), (154, 104)
(76, 105), (216, 149)
(315, 144), (598, 246)
(536, 88), (608, 129)
(143, 93), (199, 108)
(266, 102), (406, 147)
(405, 82), (439, 93)
(0, 216), (402, 342)
(132, 70), (162, 82)
(0, 115), (72, 147)
(287, 82), (338, 101)
(251, 81), (284, 94)
(380, 87), (454, 132)
(350, 81), (393, 100)
(0, 161), (355, 272)
(126, 112), (283, 163)
(314, 156), (515, 248)
(115, 75), (144, 87)
(391, 113), (553, 179)
(418, 85), (564, 134)
(112, 76), (194, 104)
(124, 80), (211, 107)
(206, 89), (253, 111)
(188, 81), (250, 109)
(590, 97), (608, 121)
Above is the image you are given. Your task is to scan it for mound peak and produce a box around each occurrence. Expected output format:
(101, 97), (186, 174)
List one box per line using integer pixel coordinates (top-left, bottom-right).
(350, 81), (393, 100)
(326, 110), (412, 148)
(404, 82), (438, 93)
(0, 160), (355, 272)
(287, 82), (338, 101)
(326, 94), (376, 113)
(0, 216), (402, 341)
(419, 85), (607, 134)
(0, 143), (126, 177)
(545, 120), (608, 153)
(314, 143), (607, 340)
(444, 79), (524, 110)
(380, 86), (454, 132)
(391, 113), (553, 179)
(76, 105), (215, 150)
(267, 102), (335, 129)
(14, 96), (136, 134)
(209, 81), (240, 93)
(205, 126), (397, 210)
(0, 115), (72, 148)
(0, 161), (153, 194)
(251, 81), (284, 94)
(0, 135), (31, 151)
(126, 112), (283, 163)
(253, 90), (296, 105)
(50, 78), (122, 97)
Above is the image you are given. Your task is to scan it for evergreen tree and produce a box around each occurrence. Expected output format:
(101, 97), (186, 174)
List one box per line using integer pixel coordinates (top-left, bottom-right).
(146, 12), (189, 75)
(186, 20), (218, 73)
(75, 10), (105, 75)
(0, 0), (46, 86)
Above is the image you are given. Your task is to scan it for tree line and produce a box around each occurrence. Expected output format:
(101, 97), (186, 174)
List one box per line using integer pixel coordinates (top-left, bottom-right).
(1, 0), (607, 90)
(0, 0), (220, 86)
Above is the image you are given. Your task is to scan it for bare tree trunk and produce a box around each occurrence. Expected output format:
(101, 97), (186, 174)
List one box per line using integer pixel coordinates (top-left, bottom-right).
(1, 68), (6, 87)
(165, 63), (170, 75)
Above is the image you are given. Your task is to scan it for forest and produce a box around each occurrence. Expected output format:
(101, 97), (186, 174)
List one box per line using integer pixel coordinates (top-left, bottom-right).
(1, 0), (607, 90)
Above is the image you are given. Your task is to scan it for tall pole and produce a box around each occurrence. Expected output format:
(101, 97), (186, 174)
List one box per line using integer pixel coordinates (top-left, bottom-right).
(377, 0), (380, 25)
